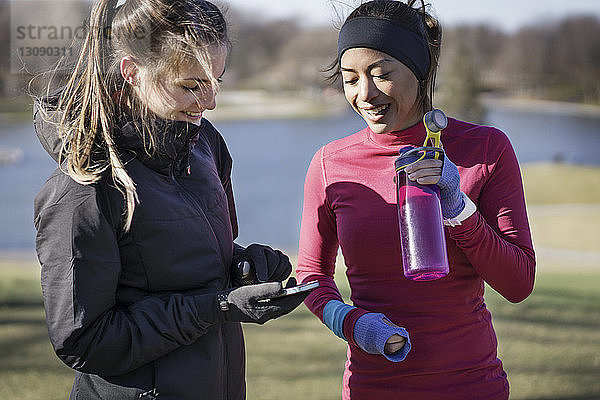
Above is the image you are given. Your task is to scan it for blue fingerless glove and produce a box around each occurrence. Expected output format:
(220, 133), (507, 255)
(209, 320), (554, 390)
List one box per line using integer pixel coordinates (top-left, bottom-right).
(353, 313), (411, 362)
(437, 155), (465, 219)
(322, 300), (355, 340)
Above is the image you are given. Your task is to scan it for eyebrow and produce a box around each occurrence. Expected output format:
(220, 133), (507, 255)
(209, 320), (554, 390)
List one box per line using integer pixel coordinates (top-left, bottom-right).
(340, 58), (394, 73)
(178, 70), (226, 83)
(177, 77), (209, 83)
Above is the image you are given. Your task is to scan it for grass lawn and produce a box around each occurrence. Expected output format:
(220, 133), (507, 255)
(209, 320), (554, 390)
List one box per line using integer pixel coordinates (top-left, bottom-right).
(0, 262), (598, 400)
(0, 163), (599, 399)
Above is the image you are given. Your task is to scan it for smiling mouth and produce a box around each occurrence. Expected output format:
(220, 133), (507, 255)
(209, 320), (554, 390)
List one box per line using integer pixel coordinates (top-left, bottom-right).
(182, 111), (202, 119)
(361, 104), (389, 118)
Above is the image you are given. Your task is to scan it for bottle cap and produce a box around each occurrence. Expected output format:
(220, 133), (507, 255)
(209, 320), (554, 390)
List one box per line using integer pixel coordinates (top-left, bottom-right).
(424, 109), (448, 133)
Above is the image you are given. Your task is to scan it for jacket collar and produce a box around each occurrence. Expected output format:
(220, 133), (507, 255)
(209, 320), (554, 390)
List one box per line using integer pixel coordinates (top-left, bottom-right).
(114, 116), (203, 176)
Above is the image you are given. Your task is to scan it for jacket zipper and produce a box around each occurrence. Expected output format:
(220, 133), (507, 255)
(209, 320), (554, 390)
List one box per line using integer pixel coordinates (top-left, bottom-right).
(170, 166), (231, 399)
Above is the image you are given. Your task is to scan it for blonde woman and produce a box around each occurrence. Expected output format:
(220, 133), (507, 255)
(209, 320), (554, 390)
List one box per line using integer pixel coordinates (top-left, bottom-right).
(33, 1), (306, 399)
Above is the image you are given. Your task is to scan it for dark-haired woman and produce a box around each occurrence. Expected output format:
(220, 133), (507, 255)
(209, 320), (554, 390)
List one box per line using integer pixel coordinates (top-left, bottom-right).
(296, 1), (535, 399)
(33, 1), (307, 399)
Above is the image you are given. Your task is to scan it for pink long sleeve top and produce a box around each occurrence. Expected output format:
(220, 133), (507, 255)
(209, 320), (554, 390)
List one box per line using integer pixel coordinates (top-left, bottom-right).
(296, 118), (536, 400)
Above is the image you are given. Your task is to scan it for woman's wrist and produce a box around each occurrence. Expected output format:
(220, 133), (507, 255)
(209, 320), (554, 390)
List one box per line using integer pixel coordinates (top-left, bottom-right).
(322, 300), (370, 346)
(443, 192), (477, 227)
(322, 300), (355, 340)
(437, 155), (464, 218)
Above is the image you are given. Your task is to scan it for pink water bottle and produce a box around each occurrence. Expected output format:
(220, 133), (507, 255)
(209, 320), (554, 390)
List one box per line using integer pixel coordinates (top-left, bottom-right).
(394, 110), (449, 281)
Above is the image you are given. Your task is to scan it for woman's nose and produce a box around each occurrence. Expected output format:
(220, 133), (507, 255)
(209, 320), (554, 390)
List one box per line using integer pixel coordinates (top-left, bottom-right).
(197, 85), (218, 111)
(358, 77), (377, 102)
(204, 91), (217, 111)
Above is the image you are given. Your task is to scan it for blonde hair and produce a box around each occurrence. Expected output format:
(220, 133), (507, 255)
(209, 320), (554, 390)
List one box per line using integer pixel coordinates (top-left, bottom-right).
(39, 0), (229, 230)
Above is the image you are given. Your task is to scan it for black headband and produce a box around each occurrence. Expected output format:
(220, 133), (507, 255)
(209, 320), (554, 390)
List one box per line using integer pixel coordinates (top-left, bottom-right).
(338, 16), (431, 82)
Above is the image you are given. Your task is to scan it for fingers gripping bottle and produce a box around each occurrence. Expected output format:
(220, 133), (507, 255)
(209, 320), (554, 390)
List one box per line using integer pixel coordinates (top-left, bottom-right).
(394, 109), (449, 281)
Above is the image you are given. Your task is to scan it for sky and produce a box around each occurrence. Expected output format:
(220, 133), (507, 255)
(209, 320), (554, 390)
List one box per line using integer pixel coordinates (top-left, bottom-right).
(231, 0), (600, 32)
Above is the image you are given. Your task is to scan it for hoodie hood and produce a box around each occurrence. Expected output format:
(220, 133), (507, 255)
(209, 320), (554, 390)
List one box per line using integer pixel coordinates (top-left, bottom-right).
(33, 95), (202, 175)
(33, 95), (63, 163)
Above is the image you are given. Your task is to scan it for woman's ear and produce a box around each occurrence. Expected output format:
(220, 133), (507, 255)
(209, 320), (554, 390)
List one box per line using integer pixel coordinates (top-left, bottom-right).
(120, 56), (139, 85)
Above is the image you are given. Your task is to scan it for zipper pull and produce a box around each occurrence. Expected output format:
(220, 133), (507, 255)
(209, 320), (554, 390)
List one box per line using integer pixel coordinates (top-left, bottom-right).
(182, 151), (191, 175)
(185, 143), (192, 175)
(139, 388), (160, 399)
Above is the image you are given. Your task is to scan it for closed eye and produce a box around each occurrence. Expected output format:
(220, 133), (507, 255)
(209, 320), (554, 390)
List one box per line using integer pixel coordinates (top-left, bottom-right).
(374, 72), (391, 80)
(183, 78), (222, 92)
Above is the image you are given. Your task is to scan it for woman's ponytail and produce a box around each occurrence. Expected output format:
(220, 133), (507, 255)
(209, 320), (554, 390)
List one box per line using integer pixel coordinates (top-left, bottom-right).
(58, 0), (138, 231)
(408, 0), (442, 112)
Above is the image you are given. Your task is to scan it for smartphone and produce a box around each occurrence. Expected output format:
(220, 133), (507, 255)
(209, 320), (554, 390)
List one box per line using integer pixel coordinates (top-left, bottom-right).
(270, 280), (319, 299)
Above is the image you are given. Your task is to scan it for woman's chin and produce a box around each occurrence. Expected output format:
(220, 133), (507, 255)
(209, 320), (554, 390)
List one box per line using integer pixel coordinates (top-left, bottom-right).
(366, 122), (392, 135)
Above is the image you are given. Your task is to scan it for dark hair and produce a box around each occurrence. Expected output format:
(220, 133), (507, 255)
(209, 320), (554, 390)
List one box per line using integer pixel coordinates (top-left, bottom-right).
(327, 0), (441, 113)
(38, 0), (229, 230)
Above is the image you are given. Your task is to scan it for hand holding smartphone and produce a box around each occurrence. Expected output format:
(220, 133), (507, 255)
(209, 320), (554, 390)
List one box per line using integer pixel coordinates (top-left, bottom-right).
(256, 280), (319, 304)
(270, 280), (319, 298)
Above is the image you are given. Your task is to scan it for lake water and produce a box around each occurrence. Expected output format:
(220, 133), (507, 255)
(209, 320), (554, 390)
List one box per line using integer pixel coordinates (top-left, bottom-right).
(1, 104), (599, 252)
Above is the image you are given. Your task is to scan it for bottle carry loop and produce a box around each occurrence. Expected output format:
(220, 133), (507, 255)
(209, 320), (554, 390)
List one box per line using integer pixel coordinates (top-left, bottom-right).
(394, 146), (445, 174)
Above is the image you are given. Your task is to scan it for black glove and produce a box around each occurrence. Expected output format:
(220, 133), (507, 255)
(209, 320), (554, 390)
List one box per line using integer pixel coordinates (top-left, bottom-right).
(217, 278), (308, 324)
(232, 244), (292, 285)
